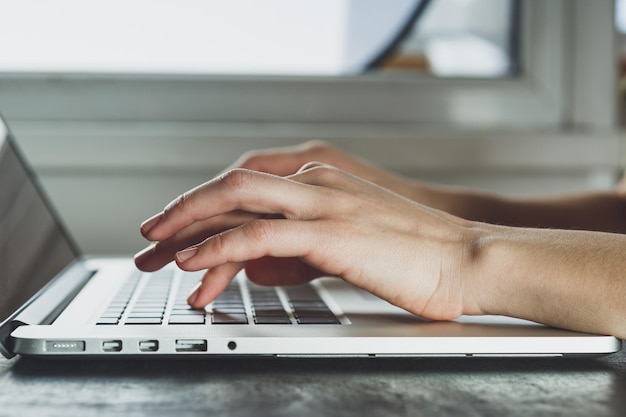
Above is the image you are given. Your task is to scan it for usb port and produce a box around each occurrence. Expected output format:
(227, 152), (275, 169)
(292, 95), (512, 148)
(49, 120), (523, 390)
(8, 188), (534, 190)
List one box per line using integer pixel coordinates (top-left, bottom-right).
(139, 340), (159, 352)
(175, 339), (207, 352)
(102, 340), (122, 352)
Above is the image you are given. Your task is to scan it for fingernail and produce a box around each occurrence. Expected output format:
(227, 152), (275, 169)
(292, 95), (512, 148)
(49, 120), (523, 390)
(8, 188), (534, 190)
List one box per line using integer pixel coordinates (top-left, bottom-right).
(140, 213), (162, 236)
(176, 247), (198, 263)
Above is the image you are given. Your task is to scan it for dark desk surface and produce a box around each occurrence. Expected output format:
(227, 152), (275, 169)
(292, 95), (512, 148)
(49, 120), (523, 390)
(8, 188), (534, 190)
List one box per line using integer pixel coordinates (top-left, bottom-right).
(2, 346), (626, 417)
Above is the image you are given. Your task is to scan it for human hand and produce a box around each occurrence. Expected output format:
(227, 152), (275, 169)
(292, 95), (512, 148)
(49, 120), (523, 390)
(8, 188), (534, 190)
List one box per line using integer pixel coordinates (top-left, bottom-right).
(228, 141), (417, 200)
(135, 164), (482, 321)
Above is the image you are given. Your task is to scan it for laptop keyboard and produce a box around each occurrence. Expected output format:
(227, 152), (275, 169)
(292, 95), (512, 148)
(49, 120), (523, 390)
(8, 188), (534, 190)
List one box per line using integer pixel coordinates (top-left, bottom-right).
(96, 269), (341, 326)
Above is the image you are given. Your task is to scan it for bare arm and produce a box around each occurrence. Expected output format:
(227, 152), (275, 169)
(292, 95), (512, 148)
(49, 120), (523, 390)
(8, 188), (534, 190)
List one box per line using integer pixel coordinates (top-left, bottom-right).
(470, 224), (626, 337)
(412, 182), (626, 233)
(232, 140), (626, 233)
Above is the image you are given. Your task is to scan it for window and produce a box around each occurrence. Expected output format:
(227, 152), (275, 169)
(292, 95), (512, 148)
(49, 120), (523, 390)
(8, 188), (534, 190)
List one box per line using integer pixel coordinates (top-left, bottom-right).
(0, 0), (518, 78)
(0, 1), (616, 130)
(0, 0), (423, 76)
(377, 0), (520, 78)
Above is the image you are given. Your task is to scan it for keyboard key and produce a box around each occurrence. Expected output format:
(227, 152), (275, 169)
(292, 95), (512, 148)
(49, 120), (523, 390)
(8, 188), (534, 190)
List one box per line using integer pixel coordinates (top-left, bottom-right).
(100, 313), (122, 320)
(124, 317), (163, 325)
(132, 303), (168, 308)
(253, 308), (288, 316)
(96, 317), (120, 325)
(213, 305), (246, 314)
(128, 312), (164, 318)
(107, 301), (129, 307)
(129, 307), (165, 313)
(284, 285), (321, 301)
(172, 303), (195, 309)
(250, 300), (283, 307)
(296, 317), (341, 324)
(213, 301), (245, 307)
(100, 310), (123, 318)
(171, 308), (206, 315)
(212, 313), (248, 324)
(290, 301), (329, 309)
(169, 315), (206, 324)
(294, 307), (335, 315)
(254, 315), (292, 324)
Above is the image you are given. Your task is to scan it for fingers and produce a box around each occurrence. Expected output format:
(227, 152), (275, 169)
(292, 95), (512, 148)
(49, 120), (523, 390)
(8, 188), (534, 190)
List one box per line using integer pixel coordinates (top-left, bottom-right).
(140, 165), (360, 270)
(135, 210), (261, 272)
(178, 219), (328, 306)
(290, 162), (363, 190)
(138, 164), (360, 307)
(187, 262), (244, 308)
(186, 257), (321, 308)
(174, 218), (323, 272)
(141, 169), (320, 242)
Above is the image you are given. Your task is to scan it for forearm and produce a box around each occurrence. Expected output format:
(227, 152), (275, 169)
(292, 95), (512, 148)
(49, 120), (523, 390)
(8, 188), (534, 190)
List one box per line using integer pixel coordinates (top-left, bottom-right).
(466, 223), (626, 338)
(230, 141), (626, 233)
(411, 181), (626, 233)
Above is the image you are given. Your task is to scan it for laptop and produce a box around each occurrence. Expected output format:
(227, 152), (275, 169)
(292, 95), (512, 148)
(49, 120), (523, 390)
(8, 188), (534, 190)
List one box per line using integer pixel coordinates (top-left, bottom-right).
(0, 114), (620, 359)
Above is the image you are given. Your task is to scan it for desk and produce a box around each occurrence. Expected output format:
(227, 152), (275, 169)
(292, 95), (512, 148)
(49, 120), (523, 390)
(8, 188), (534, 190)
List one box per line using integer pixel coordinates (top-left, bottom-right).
(1, 347), (625, 417)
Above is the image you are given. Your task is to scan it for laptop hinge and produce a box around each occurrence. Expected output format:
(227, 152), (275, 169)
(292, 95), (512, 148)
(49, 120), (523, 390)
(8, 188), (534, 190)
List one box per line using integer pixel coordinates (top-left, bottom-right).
(0, 320), (23, 359)
(0, 260), (95, 358)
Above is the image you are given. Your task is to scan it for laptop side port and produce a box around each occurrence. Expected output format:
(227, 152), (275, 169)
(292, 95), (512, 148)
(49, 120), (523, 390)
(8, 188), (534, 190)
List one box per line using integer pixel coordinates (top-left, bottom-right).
(138, 340), (159, 352)
(102, 340), (122, 352)
(45, 340), (86, 353)
(175, 339), (207, 352)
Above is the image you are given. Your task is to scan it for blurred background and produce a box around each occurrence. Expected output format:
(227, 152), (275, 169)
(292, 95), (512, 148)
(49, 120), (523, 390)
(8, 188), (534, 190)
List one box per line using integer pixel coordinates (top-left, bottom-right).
(0, 0), (623, 254)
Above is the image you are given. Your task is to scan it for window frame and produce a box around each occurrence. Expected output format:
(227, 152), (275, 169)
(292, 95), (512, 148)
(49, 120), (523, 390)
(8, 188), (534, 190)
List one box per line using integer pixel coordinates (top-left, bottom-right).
(0, 0), (620, 174)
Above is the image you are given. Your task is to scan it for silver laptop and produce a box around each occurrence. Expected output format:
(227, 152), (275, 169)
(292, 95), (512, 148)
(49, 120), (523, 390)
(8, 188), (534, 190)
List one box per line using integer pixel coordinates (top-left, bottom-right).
(0, 115), (620, 359)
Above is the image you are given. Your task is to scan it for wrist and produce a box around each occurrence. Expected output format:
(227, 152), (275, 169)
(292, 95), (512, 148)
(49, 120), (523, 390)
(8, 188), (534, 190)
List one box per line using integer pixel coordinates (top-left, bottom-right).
(458, 222), (504, 317)
(460, 225), (563, 320)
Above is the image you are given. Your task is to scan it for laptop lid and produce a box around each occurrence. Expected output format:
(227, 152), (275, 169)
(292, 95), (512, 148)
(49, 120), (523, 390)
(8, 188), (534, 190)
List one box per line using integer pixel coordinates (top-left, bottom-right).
(0, 114), (84, 357)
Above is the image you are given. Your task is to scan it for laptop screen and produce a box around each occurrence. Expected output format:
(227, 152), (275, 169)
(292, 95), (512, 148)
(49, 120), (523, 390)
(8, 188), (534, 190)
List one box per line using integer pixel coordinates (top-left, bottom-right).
(0, 120), (79, 324)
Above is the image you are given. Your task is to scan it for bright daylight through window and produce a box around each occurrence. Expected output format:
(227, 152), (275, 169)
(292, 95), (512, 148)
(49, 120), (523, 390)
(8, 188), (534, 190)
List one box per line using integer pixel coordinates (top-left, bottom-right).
(0, 0), (518, 78)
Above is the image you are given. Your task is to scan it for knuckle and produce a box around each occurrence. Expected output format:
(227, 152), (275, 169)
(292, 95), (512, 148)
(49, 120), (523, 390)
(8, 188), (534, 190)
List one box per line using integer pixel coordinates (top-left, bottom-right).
(220, 168), (253, 193)
(164, 192), (192, 218)
(210, 233), (229, 258)
(243, 219), (273, 245)
(309, 164), (344, 184)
